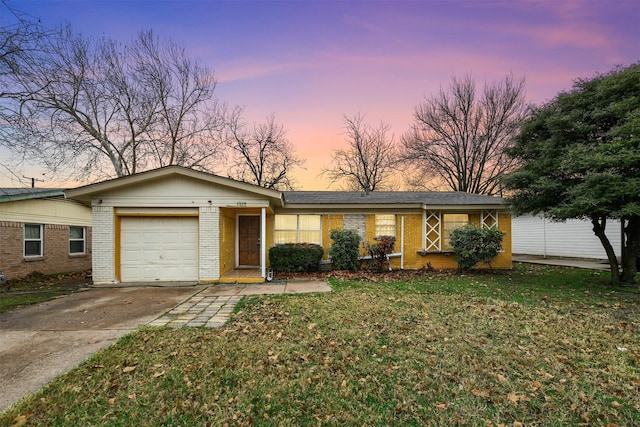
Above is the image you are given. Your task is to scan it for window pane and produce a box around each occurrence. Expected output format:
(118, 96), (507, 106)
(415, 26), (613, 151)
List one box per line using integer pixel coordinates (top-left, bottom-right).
(274, 231), (297, 244)
(375, 214), (396, 236)
(299, 215), (320, 230)
(275, 215), (297, 230)
(25, 224), (41, 239)
(25, 241), (41, 256)
(299, 231), (321, 245)
(443, 214), (469, 249)
(70, 240), (85, 254)
(69, 226), (84, 239)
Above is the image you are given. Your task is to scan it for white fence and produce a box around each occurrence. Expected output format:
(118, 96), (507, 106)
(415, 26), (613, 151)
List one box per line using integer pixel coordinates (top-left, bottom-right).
(512, 214), (622, 260)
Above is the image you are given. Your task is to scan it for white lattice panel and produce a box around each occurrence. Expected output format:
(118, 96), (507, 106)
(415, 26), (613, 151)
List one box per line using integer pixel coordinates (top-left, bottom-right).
(425, 210), (441, 251)
(482, 210), (498, 229)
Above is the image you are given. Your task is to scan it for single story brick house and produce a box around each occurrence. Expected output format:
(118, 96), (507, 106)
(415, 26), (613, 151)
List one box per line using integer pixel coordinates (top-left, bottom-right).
(0, 188), (92, 281)
(65, 166), (511, 285)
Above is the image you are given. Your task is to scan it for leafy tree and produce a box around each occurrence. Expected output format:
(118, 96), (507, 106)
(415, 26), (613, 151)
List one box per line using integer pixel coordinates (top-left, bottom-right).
(322, 113), (398, 193)
(504, 63), (640, 284)
(450, 225), (504, 270)
(225, 108), (304, 190)
(402, 74), (528, 195)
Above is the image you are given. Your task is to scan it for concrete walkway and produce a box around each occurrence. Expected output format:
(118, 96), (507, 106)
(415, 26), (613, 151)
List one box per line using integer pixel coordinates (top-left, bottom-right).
(0, 280), (331, 412)
(513, 254), (611, 271)
(149, 280), (331, 328)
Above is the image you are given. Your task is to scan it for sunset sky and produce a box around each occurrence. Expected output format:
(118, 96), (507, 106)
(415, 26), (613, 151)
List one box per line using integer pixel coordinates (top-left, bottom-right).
(1, 0), (638, 190)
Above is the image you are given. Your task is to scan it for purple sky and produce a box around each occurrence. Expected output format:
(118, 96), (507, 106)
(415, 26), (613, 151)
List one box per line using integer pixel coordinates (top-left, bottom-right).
(2, 0), (638, 189)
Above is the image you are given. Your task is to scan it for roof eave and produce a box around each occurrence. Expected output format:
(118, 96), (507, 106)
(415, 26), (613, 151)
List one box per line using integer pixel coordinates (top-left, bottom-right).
(281, 202), (506, 210)
(65, 166), (284, 205)
(0, 190), (65, 202)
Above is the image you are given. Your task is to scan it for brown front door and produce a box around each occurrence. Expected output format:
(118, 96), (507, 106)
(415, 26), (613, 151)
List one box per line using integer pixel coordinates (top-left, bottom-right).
(238, 216), (260, 266)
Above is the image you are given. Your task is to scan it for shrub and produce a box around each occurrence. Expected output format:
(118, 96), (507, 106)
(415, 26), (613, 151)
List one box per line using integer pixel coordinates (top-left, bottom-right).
(328, 229), (361, 271)
(269, 243), (324, 272)
(450, 225), (505, 270)
(365, 235), (396, 272)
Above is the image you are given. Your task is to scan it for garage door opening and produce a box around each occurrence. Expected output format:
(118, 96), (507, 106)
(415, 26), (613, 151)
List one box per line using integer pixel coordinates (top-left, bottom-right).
(119, 216), (198, 282)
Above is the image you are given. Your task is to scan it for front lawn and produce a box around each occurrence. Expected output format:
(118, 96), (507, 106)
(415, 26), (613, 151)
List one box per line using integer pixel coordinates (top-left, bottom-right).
(0, 271), (89, 314)
(2, 265), (639, 426)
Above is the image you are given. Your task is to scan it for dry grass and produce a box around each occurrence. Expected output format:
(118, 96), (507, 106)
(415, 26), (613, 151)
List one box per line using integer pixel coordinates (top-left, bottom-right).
(2, 265), (639, 426)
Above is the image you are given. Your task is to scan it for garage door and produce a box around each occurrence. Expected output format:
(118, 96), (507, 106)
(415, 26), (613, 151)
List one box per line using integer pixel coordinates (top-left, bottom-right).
(120, 217), (198, 282)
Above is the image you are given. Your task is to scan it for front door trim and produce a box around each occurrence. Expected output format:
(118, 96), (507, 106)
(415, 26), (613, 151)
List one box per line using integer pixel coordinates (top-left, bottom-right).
(236, 214), (261, 267)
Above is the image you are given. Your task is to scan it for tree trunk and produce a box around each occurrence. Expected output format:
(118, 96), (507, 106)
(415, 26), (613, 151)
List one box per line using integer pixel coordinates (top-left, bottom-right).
(591, 215), (621, 283)
(620, 216), (640, 284)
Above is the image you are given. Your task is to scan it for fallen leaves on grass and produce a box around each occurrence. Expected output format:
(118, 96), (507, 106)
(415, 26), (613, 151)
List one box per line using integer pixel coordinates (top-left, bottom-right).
(1, 267), (638, 426)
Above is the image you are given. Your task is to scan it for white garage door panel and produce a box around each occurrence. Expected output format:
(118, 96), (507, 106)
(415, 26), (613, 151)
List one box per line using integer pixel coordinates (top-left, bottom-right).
(120, 217), (198, 282)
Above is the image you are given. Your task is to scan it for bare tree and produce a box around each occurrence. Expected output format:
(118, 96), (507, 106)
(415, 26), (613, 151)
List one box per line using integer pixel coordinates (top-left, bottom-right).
(1, 2), (45, 84)
(322, 113), (398, 193)
(225, 108), (304, 190)
(402, 74), (529, 195)
(0, 22), (225, 181)
(0, 1), (51, 181)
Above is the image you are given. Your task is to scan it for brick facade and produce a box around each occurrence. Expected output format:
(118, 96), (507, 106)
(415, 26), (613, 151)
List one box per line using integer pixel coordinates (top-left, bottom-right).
(91, 206), (115, 284)
(199, 206), (219, 281)
(0, 220), (92, 280)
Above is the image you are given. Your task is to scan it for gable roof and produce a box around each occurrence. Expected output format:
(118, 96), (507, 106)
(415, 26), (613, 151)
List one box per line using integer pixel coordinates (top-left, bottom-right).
(283, 191), (504, 209)
(62, 166), (505, 209)
(0, 188), (66, 202)
(65, 166), (285, 206)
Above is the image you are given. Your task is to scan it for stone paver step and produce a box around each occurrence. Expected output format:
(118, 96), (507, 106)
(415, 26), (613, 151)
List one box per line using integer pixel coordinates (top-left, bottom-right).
(150, 296), (240, 328)
(150, 280), (331, 328)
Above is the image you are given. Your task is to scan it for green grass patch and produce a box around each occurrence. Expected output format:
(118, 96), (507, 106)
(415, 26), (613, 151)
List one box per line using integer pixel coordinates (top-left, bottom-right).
(0, 271), (89, 314)
(0, 291), (72, 314)
(2, 264), (639, 426)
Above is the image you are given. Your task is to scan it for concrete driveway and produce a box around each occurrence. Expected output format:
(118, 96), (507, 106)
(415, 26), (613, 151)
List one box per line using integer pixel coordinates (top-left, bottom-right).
(0, 285), (203, 412)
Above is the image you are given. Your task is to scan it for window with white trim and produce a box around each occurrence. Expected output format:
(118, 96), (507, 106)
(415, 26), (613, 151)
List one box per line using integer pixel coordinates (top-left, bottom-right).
(24, 224), (43, 257)
(69, 226), (86, 254)
(274, 215), (321, 244)
(375, 214), (396, 237)
(443, 214), (469, 250)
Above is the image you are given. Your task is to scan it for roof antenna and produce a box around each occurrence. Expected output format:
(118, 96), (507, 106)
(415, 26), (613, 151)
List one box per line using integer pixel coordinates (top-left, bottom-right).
(23, 175), (45, 188)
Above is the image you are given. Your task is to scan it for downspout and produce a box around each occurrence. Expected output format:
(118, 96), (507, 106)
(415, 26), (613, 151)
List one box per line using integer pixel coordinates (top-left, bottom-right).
(400, 216), (405, 269)
(261, 207), (266, 278)
(543, 212), (547, 258)
(422, 206), (427, 251)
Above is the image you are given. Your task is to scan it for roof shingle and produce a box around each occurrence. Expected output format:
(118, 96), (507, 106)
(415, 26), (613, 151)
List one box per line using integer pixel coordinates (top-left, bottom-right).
(283, 191), (504, 206)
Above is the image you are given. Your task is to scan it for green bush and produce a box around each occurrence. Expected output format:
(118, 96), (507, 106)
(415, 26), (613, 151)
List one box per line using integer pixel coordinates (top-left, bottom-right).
(269, 243), (324, 272)
(450, 225), (505, 270)
(328, 229), (361, 271)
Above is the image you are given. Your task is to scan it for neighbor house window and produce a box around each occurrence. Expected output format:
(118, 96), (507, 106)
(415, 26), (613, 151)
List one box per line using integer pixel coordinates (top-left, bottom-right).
(24, 224), (43, 257)
(375, 214), (396, 237)
(443, 214), (469, 250)
(274, 215), (321, 245)
(69, 226), (86, 254)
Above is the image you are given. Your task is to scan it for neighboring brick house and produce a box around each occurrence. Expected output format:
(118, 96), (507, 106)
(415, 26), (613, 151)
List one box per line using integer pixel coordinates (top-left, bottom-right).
(0, 188), (92, 281)
(65, 166), (511, 285)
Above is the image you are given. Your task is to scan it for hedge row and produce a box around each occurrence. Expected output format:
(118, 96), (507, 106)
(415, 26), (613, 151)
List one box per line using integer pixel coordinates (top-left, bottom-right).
(268, 243), (324, 272)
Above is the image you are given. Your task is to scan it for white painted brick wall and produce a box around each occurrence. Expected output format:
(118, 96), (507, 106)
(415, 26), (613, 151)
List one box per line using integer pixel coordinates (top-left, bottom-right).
(199, 206), (219, 280)
(343, 214), (366, 240)
(92, 206), (115, 284)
